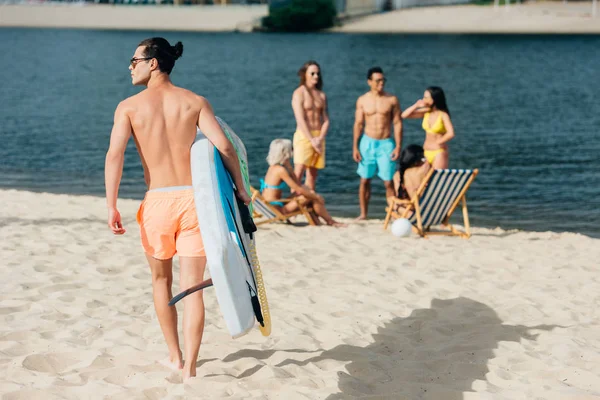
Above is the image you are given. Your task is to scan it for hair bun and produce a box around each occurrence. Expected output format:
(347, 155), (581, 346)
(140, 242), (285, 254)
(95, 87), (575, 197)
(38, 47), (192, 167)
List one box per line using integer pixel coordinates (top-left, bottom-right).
(172, 42), (183, 60)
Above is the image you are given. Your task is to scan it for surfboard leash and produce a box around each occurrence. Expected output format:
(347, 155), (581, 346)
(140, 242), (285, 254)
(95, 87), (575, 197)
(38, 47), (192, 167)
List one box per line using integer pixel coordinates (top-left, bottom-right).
(249, 241), (271, 337)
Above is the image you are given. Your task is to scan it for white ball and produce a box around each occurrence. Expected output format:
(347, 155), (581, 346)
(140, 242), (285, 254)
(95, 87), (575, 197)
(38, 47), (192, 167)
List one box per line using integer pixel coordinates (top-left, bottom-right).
(391, 218), (412, 237)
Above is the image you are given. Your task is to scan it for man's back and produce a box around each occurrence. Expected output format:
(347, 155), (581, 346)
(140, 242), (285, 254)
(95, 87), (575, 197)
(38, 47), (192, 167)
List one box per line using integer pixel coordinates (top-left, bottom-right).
(125, 85), (201, 189)
(105, 36), (251, 382)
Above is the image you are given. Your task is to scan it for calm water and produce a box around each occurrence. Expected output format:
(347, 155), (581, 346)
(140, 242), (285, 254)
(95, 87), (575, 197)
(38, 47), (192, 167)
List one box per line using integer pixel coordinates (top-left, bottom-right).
(1, 29), (599, 236)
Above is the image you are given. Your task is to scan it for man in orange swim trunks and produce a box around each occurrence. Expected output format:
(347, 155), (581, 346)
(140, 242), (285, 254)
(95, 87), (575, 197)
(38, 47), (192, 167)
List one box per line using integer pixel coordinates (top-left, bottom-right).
(104, 37), (250, 382)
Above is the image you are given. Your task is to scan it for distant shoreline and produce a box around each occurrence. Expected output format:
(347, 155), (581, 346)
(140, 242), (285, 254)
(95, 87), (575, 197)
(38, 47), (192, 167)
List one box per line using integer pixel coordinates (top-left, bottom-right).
(0, 3), (269, 32)
(1, 2), (599, 33)
(333, 2), (600, 34)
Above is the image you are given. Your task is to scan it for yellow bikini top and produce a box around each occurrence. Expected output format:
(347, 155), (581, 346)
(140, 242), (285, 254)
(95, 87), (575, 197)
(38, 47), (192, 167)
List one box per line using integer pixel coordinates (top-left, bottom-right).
(422, 112), (446, 135)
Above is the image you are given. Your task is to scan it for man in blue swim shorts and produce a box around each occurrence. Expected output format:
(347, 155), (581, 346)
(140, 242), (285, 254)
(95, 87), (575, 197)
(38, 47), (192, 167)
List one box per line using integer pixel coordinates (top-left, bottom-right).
(353, 67), (403, 220)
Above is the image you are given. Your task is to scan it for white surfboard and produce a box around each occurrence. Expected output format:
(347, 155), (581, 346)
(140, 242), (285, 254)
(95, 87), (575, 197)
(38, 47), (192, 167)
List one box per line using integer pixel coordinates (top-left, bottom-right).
(169, 118), (270, 339)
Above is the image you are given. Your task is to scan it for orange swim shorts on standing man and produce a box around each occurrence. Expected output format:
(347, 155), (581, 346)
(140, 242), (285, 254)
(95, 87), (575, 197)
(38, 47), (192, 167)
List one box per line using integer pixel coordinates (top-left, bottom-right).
(136, 186), (205, 260)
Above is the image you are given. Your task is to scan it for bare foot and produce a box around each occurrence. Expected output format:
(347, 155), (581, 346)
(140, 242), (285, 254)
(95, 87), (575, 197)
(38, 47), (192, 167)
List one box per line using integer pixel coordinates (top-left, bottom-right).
(182, 368), (196, 383)
(160, 355), (183, 371)
(328, 220), (348, 228)
(354, 215), (367, 221)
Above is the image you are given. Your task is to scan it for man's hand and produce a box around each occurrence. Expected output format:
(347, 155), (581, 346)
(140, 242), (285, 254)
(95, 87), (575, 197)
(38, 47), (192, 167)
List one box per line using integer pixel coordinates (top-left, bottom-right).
(391, 147), (400, 161)
(107, 207), (126, 235)
(310, 137), (323, 154)
(236, 190), (252, 206)
(353, 147), (362, 163)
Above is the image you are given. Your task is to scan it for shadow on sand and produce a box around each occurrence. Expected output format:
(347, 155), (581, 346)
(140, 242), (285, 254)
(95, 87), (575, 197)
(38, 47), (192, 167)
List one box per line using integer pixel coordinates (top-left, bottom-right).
(224, 297), (558, 399)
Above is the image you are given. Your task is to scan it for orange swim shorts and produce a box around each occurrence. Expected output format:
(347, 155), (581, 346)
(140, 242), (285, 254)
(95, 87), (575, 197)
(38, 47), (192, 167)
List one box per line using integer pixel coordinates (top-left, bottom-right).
(136, 187), (205, 260)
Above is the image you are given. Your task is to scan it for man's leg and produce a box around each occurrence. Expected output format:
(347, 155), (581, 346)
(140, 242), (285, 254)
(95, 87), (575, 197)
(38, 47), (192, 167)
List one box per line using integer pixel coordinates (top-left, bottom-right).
(146, 254), (183, 370)
(357, 178), (371, 220)
(378, 139), (398, 206)
(294, 163), (306, 186)
(356, 136), (375, 220)
(305, 167), (318, 191)
(179, 255), (207, 381)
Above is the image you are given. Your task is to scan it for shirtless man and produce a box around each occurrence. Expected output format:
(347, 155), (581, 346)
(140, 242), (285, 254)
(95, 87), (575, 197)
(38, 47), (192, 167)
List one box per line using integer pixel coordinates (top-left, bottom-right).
(353, 67), (403, 220)
(104, 37), (251, 382)
(291, 60), (330, 191)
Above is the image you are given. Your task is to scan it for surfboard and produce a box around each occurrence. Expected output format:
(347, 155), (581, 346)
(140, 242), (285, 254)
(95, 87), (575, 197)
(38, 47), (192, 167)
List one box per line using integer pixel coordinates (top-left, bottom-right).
(168, 118), (271, 339)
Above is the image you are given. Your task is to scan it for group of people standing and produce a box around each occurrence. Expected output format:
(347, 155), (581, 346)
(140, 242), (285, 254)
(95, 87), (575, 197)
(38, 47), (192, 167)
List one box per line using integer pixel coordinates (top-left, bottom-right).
(260, 60), (456, 222)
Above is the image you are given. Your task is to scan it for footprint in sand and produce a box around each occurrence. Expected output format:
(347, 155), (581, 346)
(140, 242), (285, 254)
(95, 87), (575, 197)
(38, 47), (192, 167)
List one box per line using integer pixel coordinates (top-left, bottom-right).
(96, 267), (122, 275)
(33, 265), (51, 273)
(19, 282), (45, 291)
(22, 353), (86, 374)
(103, 369), (136, 386)
(132, 272), (148, 281)
(86, 300), (106, 309)
(0, 304), (31, 315)
(40, 312), (71, 321)
(39, 283), (83, 295)
(142, 388), (168, 400)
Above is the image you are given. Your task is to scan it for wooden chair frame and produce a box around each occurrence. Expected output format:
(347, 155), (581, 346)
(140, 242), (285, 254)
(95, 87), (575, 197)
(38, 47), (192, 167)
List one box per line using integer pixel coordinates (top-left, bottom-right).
(383, 169), (479, 238)
(250, 186), (317, 226)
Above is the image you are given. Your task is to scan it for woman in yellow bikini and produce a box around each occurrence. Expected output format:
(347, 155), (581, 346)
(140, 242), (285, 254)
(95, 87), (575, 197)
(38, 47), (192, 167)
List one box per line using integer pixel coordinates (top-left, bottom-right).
(401, 86), (455, 169)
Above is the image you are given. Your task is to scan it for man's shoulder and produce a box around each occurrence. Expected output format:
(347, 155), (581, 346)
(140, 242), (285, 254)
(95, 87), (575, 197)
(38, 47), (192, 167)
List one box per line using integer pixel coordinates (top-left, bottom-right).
(292, 86), (304, 96)
(169, 85), (202, 100)
(383, 91), (399, 102)
(357, 92), (371, 103)
(116, 95), (138, 113)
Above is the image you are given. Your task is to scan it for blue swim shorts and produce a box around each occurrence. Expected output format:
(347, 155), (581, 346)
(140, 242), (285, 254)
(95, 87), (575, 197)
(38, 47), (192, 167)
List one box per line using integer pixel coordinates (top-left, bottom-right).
(356, 135), (396, 181)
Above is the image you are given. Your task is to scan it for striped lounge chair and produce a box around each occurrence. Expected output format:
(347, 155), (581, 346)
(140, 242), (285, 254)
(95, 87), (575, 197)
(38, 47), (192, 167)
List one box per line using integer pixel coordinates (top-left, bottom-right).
(383, 169), (479, 238)
(250, 186), (317, 226)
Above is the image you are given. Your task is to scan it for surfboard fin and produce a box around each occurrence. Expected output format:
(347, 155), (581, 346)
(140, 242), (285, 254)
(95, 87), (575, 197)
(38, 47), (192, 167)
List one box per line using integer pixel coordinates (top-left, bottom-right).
(250, 293), (265, 327)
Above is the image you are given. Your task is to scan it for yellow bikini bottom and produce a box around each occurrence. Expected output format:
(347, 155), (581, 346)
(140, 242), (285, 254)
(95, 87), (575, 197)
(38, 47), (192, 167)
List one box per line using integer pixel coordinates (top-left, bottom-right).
(424, 148), (446, 164)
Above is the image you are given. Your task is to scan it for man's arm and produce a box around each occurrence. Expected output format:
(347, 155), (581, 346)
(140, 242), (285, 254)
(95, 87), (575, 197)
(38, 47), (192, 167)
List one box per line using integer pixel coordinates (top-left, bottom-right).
(291, 90), (314, 142)
(353, 97), (365, 163)
(104, 102), (132, 234)
(197, 97), (251, 204)
(318, 94), (330, 141)
(391, 96), (403, 161)
(105, 102), (132, 210)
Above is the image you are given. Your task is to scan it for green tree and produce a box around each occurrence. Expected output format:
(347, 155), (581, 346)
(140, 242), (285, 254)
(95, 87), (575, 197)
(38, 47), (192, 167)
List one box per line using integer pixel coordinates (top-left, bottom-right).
(262, 0), (337, 32)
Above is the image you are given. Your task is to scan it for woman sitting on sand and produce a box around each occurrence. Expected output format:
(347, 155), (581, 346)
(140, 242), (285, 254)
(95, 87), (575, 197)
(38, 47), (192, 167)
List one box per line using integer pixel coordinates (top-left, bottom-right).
(260, 139), (346, 227)
(391, 145), (431, 211)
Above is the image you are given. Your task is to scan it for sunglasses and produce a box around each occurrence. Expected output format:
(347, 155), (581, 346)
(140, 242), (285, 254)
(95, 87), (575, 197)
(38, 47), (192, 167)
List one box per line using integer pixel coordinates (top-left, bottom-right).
(373, 78), (387, 84)
(310, 72), (320, 77)
(130, 57), (153, 68)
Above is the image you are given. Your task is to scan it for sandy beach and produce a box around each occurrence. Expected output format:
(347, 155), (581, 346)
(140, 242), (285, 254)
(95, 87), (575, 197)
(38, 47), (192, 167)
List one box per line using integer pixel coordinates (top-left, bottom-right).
(334, 1), (600, 34)
(1, 188), (599, 399)
(1, 2), (600, 33)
